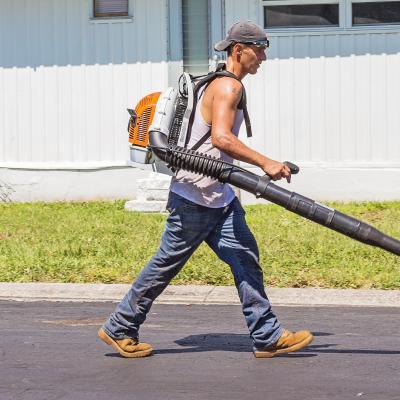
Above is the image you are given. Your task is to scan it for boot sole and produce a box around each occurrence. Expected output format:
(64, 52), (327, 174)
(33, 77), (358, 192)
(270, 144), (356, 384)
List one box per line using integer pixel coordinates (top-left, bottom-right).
(98, 328), (153, 358)
(253, 333), (314, 358)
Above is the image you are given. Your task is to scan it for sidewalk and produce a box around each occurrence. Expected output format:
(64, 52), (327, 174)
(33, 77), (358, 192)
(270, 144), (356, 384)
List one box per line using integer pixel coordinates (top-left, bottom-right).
(1, 282), (400, 307)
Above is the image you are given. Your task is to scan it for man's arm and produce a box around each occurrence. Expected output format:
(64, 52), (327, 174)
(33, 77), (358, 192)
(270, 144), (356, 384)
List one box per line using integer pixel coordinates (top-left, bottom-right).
(210, 78), (291, 182)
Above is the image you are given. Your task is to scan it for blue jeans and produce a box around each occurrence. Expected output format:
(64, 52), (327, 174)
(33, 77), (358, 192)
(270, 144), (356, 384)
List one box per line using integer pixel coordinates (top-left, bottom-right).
(103, 191), (283, 349)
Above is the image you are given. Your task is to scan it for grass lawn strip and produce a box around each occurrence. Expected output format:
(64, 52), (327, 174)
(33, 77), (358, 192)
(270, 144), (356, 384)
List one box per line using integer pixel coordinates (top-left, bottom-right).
(0, 200), (399, 288)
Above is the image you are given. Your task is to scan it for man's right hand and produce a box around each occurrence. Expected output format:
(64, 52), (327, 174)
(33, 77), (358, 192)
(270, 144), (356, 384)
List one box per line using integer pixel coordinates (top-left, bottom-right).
(262, 160), (291, 183)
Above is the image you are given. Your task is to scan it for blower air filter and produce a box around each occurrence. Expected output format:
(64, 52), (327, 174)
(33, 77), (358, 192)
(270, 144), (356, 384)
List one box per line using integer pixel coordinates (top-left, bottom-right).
(128, 92), (161, 147)
(128, 92), (161, 164)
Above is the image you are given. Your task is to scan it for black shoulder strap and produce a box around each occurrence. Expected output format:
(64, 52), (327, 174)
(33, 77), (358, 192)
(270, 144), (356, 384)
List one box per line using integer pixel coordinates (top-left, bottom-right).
(185, 66), (253, 149)
(191, 129), (211, 151)
(184, 73), (223, 148)
(212, 70), (252, 139)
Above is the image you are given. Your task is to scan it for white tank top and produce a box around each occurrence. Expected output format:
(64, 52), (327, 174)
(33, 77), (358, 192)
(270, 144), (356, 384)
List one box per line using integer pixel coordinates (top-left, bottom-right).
(170, 89), (244, 208)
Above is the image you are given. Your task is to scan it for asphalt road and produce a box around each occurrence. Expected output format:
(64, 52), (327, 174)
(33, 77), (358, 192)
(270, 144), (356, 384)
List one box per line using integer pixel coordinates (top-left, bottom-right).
(1, 301), (399, 400)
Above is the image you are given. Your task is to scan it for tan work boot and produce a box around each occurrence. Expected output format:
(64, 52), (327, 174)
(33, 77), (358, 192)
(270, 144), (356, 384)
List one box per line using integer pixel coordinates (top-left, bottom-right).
(98, 328), (153, 358)
(253, 329), (314, 358)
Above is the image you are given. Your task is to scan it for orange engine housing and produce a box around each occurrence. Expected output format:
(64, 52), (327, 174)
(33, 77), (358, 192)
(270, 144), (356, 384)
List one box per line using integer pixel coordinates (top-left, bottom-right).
(128, 92), (161, 147)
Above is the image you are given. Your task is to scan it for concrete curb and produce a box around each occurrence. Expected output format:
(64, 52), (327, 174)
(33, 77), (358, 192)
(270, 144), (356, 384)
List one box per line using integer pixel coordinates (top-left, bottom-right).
(1, 282), (400, 307)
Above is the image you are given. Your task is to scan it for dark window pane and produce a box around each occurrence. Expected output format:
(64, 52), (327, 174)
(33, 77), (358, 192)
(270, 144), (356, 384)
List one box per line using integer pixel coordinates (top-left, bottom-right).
(94, 0), (128, 17)
(353, 1), (400, 25)
(264, 4), (339, 28)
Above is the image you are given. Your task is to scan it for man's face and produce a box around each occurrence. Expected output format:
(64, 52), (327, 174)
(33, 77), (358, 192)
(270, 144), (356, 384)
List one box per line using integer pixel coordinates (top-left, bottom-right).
(240, 43), (267, 75)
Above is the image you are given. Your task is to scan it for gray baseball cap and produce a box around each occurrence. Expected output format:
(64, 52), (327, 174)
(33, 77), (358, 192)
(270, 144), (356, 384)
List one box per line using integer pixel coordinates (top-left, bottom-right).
(214, 20), (269, 52)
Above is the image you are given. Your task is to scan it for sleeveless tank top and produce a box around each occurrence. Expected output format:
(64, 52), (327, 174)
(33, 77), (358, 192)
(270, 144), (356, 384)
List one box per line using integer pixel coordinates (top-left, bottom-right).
(170, 88), (244, 208)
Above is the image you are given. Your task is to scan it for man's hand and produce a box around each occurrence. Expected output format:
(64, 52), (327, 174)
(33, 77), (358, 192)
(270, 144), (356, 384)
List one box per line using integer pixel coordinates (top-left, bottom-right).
(261, 160), (291, 183)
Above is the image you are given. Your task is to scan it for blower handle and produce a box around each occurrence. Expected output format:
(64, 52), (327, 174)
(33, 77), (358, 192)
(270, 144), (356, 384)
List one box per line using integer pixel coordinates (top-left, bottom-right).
(259, 162), (299, 185)
(283, 161), (300, 175)
(255, 161), (299, 197)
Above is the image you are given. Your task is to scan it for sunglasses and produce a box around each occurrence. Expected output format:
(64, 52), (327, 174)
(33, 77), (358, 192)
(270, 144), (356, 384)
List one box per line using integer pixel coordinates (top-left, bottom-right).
(244, 40), (270, 49)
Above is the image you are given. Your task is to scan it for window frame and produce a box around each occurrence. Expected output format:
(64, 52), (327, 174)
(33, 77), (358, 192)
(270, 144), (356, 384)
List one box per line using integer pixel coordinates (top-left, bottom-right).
(260, 0), (400, 33)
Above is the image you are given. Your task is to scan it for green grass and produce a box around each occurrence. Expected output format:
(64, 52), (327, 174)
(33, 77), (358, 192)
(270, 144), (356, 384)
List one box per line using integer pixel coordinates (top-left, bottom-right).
(0, 200), (399, 288)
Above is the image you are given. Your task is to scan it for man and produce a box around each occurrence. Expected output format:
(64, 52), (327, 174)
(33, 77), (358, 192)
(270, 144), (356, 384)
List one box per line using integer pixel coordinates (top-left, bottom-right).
(98, 20), (313, 358)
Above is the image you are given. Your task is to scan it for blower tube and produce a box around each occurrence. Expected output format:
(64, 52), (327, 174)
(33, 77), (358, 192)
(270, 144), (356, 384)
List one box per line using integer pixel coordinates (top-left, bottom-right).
(148, 131), (400, 256)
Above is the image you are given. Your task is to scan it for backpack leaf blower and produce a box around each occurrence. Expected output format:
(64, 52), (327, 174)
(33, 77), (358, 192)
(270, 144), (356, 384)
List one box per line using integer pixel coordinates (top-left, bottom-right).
(127, 67), (400, 256)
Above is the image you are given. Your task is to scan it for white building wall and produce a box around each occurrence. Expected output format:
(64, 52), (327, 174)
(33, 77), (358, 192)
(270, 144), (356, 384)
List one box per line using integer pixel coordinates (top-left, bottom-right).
(0, 0), (170, 201)
(225, 0), (400, 202)
(1, 0), (399, 203)
(243, 32), (400, 166)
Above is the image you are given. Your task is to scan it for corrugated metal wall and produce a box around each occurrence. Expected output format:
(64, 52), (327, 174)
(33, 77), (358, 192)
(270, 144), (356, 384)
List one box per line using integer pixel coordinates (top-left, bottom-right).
(1, 0), (399, 202)
(226, 0), (400, 167)
(0, 0), (168, 166)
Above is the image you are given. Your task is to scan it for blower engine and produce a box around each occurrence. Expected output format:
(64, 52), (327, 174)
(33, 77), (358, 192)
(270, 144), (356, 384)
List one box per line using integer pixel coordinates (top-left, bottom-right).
(126, 71), (400, 257)
(128, 72), (199, 175)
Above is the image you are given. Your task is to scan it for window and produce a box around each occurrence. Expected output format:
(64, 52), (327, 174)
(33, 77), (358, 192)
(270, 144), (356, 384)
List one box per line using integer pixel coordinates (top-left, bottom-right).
(182, 0), (210, 75)
(352, 1), (400, 25)
(94, 0), (129, 18)
(264, 3), (339, 28)
(262, 0), (400, 29)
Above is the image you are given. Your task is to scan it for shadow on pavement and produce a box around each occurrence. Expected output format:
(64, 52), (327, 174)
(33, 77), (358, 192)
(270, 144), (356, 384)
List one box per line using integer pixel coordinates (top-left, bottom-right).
(104, 331), (399, 358)
(113, 333), (317, 357)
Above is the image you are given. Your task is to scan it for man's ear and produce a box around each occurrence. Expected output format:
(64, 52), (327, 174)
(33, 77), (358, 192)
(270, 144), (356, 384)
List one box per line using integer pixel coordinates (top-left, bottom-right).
(233, 43), (244, 59)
